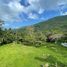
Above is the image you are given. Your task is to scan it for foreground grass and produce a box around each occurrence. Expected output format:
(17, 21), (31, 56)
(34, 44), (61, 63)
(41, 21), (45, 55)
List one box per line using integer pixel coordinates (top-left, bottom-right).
(0, 42), (67, 67)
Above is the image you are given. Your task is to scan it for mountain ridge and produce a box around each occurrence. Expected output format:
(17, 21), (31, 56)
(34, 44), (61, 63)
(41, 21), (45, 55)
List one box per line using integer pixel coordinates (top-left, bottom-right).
(16, 15), (67, 34)
(33, 15), (67, 32)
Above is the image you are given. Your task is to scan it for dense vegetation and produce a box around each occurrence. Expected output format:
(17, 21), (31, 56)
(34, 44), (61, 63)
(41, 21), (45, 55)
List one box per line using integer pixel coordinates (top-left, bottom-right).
(34, 15), (67, 32)
(0, 16), (67, 47)
(0, 16), (67, 67)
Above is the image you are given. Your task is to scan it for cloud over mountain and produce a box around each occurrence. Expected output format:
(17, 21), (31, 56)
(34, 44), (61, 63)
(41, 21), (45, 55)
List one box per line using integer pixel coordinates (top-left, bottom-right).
(0, 0), (67, 21)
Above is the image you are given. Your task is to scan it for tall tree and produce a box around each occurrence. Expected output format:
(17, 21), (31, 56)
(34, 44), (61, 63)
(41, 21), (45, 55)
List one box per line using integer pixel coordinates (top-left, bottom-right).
(0, 19), (4, 28)
(0, 19), (4, 44)
(0, 19), (4, 35)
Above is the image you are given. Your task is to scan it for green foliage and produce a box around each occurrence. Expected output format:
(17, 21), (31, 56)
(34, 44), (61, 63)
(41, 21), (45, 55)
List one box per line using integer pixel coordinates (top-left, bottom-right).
(0, 43), (67, 67)
(57, 33), (67, 43)
(0, 16), (67, 67)
(0, 16), (67, 46)
(34, 15), (67, 33)
(0, 19), (4, 28)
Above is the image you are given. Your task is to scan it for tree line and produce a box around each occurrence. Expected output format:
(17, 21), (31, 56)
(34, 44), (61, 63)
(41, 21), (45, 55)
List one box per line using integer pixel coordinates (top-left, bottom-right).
(0, 20), (67, 47)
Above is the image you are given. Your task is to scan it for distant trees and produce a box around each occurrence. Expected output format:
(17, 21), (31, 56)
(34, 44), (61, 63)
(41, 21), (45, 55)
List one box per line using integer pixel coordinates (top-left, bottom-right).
(0, 21), (67, 47)
(46, 31), (67, 45)
(0, 19), (4, 27)
(57, 33), (67, 43)
(20, 27), (46, 47)
(0, 19), (4, 45)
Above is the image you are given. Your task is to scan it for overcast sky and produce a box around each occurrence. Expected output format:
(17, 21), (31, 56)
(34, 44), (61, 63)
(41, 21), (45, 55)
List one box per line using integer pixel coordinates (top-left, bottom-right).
(0, 0), (67, 28)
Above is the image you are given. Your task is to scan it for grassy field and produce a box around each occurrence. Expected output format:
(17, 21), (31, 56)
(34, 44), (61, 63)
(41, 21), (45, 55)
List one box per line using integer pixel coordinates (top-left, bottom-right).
(0, 42), (67, 67)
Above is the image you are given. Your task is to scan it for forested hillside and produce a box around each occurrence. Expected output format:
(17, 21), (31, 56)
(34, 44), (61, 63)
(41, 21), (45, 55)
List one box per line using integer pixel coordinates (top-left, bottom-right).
(34, 15), (67, 32)
(0, 16), (67, 67)
(0, 16), (67, 47)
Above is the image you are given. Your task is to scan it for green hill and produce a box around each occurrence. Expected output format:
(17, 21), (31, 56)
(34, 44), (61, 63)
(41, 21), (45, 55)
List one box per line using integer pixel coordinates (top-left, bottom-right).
(34, 15), (67, 32)
(0, 15), (67, 67)
(17, 15), (67, 34)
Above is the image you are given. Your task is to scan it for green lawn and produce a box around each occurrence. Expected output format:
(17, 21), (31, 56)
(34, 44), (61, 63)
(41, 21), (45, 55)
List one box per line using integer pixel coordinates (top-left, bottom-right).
(0, 42), (67, 67)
